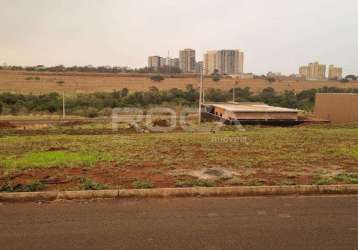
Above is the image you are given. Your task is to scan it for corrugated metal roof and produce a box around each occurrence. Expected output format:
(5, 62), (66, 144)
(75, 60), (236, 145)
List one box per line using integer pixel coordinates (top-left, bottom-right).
(204, 102), (299, 113)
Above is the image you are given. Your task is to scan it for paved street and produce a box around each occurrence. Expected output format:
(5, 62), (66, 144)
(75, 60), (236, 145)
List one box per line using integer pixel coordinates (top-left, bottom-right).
(0, 195), (357, 250)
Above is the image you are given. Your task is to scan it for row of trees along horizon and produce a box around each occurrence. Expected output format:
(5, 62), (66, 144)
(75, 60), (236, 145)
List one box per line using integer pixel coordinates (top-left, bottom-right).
(0, 65), (182, 74)
(0, 86), (357, 118)
(1, 65), (357, 82)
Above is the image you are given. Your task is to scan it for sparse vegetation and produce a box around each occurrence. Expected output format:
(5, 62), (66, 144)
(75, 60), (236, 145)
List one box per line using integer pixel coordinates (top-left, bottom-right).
(334, 174), (358, 184)
(266, 77), (276, 84)
(150, 75), (165, 82)
(175, 179), (215, 188)
(80, 177), (108, 190)
(1, 150), (112, 171)
(314, 177), (335, 186)
(132, 180), (154, 189)
(0, 124), (357, 191)
(0, 180), (45, 192)
(56, 80), (65, 85)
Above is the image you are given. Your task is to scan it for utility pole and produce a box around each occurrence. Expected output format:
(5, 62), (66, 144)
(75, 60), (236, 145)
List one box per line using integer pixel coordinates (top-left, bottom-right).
(232, 87), (235, 103)
(233, 81), (239, 103)
(62, 91), (66, 119)
(198, 67), (204, 124)
(202, 87), (205, 104)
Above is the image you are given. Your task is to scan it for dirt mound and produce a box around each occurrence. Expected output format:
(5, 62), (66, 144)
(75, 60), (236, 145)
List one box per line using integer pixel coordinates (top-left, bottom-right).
(0, 121), (16, 129)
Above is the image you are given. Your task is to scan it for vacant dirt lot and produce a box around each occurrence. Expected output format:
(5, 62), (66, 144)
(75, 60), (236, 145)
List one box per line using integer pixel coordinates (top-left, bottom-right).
(0, 123), (357, 191)
(1, 70), (357, 94)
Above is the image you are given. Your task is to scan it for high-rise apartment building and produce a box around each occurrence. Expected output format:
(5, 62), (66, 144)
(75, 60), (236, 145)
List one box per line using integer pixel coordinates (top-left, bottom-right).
(328, 65), (343, 79)
(179, 49), (196, 73)
(299, 62), (326, 80)
(299, 66), (309, 78)
(166, 58), (180, 68)
(204, 51), (218, 75)
(203, 50), (244, 75)
(195, 61), (204, 73)
(148, 56), (163, 71)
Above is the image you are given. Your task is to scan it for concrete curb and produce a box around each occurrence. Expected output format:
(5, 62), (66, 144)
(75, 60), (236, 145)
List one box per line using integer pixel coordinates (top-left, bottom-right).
(0, 185), (357, 202)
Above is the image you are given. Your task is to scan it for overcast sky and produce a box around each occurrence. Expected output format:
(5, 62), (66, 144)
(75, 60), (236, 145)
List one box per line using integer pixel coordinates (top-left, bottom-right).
(1, 0), (357, 74)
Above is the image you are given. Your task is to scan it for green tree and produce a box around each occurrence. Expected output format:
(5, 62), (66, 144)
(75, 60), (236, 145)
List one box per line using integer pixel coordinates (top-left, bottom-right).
(235, 87), (253, 101)
(345, 75), (357, 80)
(211, 69), (221, 82)
(260, 87), (277, 104)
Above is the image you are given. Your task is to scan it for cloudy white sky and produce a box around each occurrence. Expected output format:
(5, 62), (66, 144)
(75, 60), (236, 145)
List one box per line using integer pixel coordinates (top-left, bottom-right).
(1, 0), (357, 74)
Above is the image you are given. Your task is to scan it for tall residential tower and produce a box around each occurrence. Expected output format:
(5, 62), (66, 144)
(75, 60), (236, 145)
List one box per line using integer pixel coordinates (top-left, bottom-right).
(203, 49), (244, 75)
(328, 65), (343, 79)
(179, 49), (196, 73)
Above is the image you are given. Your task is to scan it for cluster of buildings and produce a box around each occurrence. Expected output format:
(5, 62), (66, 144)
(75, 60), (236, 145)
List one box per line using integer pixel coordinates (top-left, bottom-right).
(148, 52), (344, 81)
(148, 48), (245, 75)
(148, 49), (198, 73)
(147, 56), (180, 71)
(299, 62), (343, 80)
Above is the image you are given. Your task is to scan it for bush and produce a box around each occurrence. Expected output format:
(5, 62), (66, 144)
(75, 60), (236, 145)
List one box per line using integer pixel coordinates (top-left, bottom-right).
(80, 177), (108, 190)
(56, 80), (65, 85)
(25, 77), (34, 80)
(86, 108), (99, 118)
(0, 102), (3, 114)
(211, 70), (221, 82)
(266, 77), (276, 83)
(150, 75), (164, 82)
(25, 180), (46, 192)
(0, 180), (46, 192)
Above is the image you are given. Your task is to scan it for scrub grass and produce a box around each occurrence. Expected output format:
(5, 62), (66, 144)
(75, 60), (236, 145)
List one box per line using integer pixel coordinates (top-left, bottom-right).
(0, 124), (357, 188)
(1, 151), (112, 171)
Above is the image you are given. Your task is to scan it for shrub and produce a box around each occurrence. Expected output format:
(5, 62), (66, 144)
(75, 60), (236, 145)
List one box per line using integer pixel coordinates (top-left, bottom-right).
(25, 77), (34, 80)
(0, 102), (3, 114)
(56, 80), (65, 85)
(267, 77), (276, 83)
(80, 177), (108, 190)
(334, 174), (358, 184)
(150, 75), (164, 82)
(86, 107), (99, 118)
(211, 70), (221, 82)
(24, 180), (46, 192)
(0, 180), (46, 192)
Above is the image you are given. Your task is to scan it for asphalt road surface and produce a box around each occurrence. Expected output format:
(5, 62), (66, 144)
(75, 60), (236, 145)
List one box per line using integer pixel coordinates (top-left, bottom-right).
(0, 195), (357, 250)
